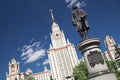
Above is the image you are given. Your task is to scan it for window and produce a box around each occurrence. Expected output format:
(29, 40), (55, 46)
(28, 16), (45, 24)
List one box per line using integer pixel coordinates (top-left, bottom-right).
(11, 64), (14, 68)
(15, 78), (17, 80)
(56, 34), (58, 36)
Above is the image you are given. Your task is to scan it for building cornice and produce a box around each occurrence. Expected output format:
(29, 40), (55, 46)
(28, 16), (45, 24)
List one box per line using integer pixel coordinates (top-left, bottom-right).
(48, 44), (74, 54)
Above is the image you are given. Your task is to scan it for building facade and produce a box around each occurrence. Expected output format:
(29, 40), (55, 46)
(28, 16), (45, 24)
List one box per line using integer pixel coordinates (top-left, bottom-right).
(48, 9), (79, 80)
(6, 58), (50, 80)
(32, 66), (51, 80)
(6, 58), (29, 80)
(6, 10), (79, 80)
(104, 35), (116, 61)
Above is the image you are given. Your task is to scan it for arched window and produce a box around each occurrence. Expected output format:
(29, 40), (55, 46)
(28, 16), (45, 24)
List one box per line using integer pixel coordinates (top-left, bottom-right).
(15, 78), (17, 80)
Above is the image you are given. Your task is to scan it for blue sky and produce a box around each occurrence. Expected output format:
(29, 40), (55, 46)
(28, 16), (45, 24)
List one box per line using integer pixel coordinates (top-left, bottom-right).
(0, 0), (120, 80)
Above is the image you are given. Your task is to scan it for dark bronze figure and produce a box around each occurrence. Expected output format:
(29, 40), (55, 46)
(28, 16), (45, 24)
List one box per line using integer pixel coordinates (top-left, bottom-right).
(72, 5), (89, 39)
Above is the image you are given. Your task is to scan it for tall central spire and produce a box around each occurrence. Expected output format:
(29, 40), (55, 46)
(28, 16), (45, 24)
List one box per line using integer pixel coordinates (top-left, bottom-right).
(49, 9), (55, 22)
(49, 9), (60, 33)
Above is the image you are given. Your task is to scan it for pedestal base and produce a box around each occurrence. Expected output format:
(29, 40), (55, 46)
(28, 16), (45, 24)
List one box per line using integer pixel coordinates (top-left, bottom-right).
(77, 38), (117, 80)
(89, 72), (117, 80)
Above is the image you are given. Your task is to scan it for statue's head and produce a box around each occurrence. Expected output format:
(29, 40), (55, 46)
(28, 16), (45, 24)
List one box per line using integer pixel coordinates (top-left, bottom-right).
(72, 5), (78, 9)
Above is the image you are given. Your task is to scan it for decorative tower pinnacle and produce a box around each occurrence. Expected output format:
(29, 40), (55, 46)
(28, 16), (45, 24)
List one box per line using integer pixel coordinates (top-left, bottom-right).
(44, 66), (48, 72)
(49, 9), (60, 33)
(26, 66), (33, 75)
(8, 58), (20, 75)
(49, 9), (55, 22)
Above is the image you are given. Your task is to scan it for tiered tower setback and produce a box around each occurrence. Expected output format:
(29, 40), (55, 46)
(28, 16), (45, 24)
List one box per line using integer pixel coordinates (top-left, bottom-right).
(48, 9), (79, 80)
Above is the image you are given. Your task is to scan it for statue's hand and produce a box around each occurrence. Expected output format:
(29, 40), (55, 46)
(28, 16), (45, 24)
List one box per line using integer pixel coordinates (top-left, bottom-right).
(73, 23), (77, 26)
(72, 22), (77, 26)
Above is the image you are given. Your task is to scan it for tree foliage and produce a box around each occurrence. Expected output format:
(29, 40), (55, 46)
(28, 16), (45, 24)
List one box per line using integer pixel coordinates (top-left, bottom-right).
(105, 58), (117, 73)
(73, 58), (120, 80)
(105, 57), (120, 80)
(25, 76), (35, 80)
(73, 61), (88, 80)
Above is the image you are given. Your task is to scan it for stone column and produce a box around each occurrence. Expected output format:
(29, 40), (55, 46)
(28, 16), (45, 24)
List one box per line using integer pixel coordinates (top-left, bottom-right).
(78, 38), (117, 80)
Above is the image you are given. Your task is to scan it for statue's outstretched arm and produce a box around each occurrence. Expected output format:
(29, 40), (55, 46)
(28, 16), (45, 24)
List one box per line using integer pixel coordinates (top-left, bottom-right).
(80, 9), (87, 18)
(72, 13), (77, 26)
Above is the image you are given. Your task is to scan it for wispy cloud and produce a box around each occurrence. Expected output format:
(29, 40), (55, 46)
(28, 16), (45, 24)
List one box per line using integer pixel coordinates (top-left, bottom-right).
(17, 48), (20, 51)
(44, 36), (48, 40)
(36, 62), (41, 66)
(30, 38), (34, 43)
(20, 41), (46, 64)
(43, 59), (49, 65)
(25, 49), (45, 63)
(65, 0), (86, 8)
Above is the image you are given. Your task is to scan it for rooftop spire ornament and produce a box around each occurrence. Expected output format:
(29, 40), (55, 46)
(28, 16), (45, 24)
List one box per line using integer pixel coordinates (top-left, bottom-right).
(49, 9), (55, 22)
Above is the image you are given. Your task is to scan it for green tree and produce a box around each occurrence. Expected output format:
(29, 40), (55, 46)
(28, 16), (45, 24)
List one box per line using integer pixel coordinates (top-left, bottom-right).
(105, 57), (120, 80)
(116, 71), (120, 80)
(105, 58), (118, 73)
(25, 76), (35, 80)
(73, 61), (88, 80)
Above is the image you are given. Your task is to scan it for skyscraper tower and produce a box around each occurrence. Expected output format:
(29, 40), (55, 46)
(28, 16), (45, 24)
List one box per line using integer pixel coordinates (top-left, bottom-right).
(48, 9), (79, 80)
(104, 35), (116, 60)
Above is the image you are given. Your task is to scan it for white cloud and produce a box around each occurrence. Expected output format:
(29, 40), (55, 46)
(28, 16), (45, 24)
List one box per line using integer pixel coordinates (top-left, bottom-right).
(79, 1), (86, 7)
(21, 56), (27, 60)
(17, 48), (20, 51)
(43, 59), (49, 65)
(65, 0), (70, 3)
(21, 48), (34, 57)
(20, 41), (46, 64)
(30, 38), (34, 43)
(36, 62), (41, 66)
(71, 0), (77, 7)
(65, 0), (86, 8)
(25, 49), (45, 63)
(45, 36), (48, 40)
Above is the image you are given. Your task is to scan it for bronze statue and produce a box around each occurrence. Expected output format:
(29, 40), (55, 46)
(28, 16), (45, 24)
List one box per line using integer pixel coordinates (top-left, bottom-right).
(72, 5), (89, 39)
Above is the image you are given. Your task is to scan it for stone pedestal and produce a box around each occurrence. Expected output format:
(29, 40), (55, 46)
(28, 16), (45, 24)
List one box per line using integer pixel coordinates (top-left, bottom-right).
(78, 38), (117, 80)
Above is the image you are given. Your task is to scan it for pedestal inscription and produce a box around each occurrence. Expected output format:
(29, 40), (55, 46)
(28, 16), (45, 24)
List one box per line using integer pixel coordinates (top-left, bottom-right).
(88, 50), (104, 68)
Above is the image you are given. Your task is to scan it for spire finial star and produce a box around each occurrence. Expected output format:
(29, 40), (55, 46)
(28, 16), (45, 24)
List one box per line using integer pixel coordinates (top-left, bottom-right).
(49, 9), (55, 22)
